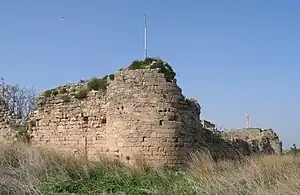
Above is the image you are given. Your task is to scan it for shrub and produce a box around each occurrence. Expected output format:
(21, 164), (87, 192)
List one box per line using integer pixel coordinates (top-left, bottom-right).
(99, 77), (108, 90)
(102, 75), (108, 82)
(57, 87), (68, 94)
(150, 61), (176, 82)
(74, 89), (88, 99)
(144, 57), (158, 64)
(52, 90), (59, 96)
(87, 77), (100, 91)
(44, 89), (60, 97)
(128, 60), (144, 70)
(87, 77), (107, 91)
(44, 90), (52, 98)
(109, 74), (115, 81)
(127, 57), (176, 82)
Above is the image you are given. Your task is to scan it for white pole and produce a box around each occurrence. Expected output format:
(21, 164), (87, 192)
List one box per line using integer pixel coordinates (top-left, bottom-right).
(246, 112), (250, 128)
(144, 14), (148, 59)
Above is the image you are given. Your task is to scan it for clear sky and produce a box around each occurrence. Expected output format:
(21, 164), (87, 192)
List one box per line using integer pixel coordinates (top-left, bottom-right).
(1, 1), (299, 149)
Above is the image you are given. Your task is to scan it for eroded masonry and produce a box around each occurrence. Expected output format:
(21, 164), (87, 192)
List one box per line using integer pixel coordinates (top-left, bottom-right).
(0, 104), (12, 140)
(0, 58), (283, 167)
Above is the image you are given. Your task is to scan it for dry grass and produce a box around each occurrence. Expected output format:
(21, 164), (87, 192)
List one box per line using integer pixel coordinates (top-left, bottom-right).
(187, 152), (300, 195)
(0, 141), (300, 195)
(0, 141), (89, 195)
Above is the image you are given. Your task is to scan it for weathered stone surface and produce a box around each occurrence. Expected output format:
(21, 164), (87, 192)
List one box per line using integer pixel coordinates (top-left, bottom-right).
(0, 103), (12, 140)
(0, 59), (283, 168)
(221, 128), (282, 155)
(25, 68), (204, 167)
(0, 102), (30, 142)
(105, 69), (203, 166)
(29, 88), (107, 157)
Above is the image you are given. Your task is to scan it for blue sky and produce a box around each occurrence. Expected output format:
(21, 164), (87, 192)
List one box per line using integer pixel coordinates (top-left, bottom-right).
(1, 1), (299, 148)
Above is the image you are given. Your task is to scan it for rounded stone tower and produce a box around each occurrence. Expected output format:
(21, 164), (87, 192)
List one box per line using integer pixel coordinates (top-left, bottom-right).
(105, 65), (202, 167)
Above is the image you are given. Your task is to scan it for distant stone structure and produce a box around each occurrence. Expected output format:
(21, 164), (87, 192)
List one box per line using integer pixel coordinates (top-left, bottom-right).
(221, 128), (282, 155)
(0, 58), (283, 167)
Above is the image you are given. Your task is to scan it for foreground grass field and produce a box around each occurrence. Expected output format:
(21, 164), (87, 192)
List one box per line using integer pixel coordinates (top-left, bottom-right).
(0, 142), (300, 195)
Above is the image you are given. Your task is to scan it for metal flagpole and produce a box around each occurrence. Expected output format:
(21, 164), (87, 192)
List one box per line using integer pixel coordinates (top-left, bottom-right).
(144, 14), (148, 59)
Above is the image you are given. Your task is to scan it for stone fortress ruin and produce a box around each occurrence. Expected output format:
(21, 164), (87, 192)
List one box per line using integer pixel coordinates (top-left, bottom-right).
(0, 58), (282, 167)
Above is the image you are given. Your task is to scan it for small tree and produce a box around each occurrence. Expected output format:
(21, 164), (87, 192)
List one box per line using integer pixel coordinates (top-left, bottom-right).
(0, 77), (36, 120)
(288, 144), (300, 157)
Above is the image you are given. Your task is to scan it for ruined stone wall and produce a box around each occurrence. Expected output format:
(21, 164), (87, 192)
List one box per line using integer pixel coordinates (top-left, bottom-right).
(0, 103), (29, 142)
(0, 103), (12, 140)
(29, 84), (107, 157)
(221, 128), (282, 155)
(0, 58), (283, 168)
(105, 69), (203, 166)
(27, 67), (204, 167)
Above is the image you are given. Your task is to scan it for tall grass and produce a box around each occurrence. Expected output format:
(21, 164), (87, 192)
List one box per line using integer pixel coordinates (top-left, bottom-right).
(187, 152), (300, 194)
(0, 142), (299, 195)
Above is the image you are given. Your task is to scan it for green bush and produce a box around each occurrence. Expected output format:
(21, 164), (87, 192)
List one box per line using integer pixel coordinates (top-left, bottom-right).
(43, 89), (62, 97)
(128, 60), (144, 70)
(57, 87), (68, 94)
(52, 90), (59, 96)
(74, 89), (88, 99)
(144, 57), (157, 64)
(128, 57), (176, 82)
(44, 90), (52, 98)
(87, 77), (107, 91)
(102, 75), (108, 82)
(150, 61), (176, 82)
(109, 74), (115, 81)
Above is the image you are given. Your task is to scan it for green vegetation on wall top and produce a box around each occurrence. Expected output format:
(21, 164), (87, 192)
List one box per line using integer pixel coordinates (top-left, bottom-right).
(128, 57), (176, 82)
(87, 77), (108, 91)
(40, 57), (175, 103)
(42, 73), (115, 101)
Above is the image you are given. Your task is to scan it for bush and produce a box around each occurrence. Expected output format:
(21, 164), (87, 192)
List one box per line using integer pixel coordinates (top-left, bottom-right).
(44, 90), (52, 98)
(109, 74), (115, 81)
(87, 77), (107, 91)
(150, 61), (176, 82)
(74, 89), (88, 99)
(128, 57), (176, 82)
(144, 57), (157, 64)
(44, 89), (59, 97)
(52, 90), (59, 96)
(57, 87), (68, 94)
(128, 60), (144, 70)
